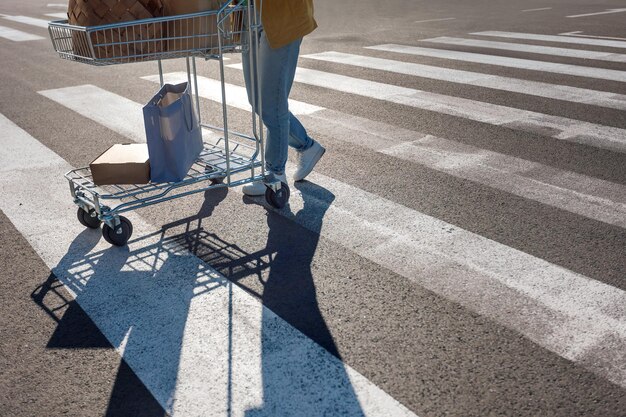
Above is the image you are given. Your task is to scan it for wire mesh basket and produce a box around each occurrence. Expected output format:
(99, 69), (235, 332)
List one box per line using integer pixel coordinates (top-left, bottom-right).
(49, 3), (247, 65)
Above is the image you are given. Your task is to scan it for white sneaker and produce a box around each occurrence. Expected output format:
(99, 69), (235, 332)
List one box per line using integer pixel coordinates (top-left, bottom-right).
(242, 172), (287, 196)
(293, 141), (326, 182)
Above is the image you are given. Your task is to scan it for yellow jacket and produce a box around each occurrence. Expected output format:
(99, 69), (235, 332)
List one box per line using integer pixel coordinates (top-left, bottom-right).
(261, 0), (317, 49)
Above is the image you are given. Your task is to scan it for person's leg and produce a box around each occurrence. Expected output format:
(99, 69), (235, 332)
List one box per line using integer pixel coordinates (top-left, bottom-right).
(282, 44), (313, 152)
(246, 30), (302, 175)
(241, 27), (260, 112)
(278, 36), (326, 181)
(242, 29), (323, 192)
(288, 115), (314, 151)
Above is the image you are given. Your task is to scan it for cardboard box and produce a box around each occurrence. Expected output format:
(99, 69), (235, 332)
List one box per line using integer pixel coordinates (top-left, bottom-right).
(90, 144), (151, 186)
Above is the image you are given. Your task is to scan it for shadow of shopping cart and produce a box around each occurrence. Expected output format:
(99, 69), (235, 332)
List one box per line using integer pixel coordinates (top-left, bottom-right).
(31, 182), (365, 416)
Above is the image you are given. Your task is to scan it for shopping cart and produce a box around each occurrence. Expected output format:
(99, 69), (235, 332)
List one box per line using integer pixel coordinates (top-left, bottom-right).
(48, 0), (289, 247)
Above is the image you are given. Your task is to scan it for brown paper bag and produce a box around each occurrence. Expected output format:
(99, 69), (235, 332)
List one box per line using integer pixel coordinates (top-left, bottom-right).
(163, 0), (240, 54)
(67, 0), (165, 61)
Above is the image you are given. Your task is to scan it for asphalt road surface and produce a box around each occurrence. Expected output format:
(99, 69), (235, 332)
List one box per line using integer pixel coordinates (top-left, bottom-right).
(1, 0), (625, 416)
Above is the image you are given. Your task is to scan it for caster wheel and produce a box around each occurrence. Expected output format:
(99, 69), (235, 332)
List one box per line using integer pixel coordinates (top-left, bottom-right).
(77, 208), (101, 229)
(265, 182), (290, 209)
(102, 216), (133, 247)
(205, 165), (225, 185)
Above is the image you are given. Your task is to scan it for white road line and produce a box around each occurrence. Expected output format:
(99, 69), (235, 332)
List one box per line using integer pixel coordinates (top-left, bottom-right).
(414, 17), (456, 23)
(142, 72), (417, 150)
(47, 3), (67, 7)
(420, 36), (626, 63)
(293, 172), (626, 389)
(40, 85), (147, 142)
(381, 136), (626, 228)
(367, 44), (626, 83)
(559, 31), (626, 41)
(0, 24), (44, 41)
(45, 12), (67, 19)
(0, 111), (417, 416)
(35, 87), (626, 388)
(567, 8), (626, 18)
(229, 62), (626, 153)
(2, 15), (50, 29)
(148, 72), (626, 228)
(472, 31), (626, 49)
(302, 51), (626, 110)
(141, 73), (323, 116)
(522, 7), (552, 12)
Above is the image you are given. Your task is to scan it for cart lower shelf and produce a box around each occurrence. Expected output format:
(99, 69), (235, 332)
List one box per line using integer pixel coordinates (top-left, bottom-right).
(68, 139), (290, 246)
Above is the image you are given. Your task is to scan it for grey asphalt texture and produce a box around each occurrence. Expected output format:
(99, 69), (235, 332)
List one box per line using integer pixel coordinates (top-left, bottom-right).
(1, 0), (625, 416)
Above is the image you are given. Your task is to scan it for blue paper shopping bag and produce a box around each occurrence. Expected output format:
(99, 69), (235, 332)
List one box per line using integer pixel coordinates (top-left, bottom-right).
(143, 82), (203, 183)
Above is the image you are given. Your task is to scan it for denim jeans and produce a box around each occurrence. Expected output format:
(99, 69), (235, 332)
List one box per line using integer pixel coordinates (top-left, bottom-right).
(242, 29), (314, 176)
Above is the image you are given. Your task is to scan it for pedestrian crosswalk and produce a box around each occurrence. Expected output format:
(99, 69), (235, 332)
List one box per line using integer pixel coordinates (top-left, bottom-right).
(0, 10), (65, 42)
(420, 37), (626, 63)
(44, 13), (68, 19)
(0, 24), (44, 41)
(1, 16), (626, 415)
(0, 112), (417, 417)
(140, 72), (626, 228)
(472, 30), (626, 49)
(2, 15), (50, 29)
(301, 51), (626, 110)
(367, 44), (626, 82)
(229, 62), (626, 153)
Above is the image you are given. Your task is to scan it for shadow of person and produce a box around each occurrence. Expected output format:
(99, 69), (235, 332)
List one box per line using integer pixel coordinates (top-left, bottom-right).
(242, 181), (366, 417)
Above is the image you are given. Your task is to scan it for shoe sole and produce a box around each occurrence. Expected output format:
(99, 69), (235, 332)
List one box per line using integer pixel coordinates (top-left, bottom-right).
(294, 147), (326, 182)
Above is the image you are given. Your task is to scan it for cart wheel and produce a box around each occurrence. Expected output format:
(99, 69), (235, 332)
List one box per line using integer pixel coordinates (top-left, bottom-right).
(205, 165), (225, 185)
(77, 208), (101, 229)
(265, 182), (290, 209)
(102, 216), (133, 247)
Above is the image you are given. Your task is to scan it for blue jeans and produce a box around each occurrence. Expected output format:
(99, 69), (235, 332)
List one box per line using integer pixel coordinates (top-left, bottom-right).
(242, 29), (314, 176)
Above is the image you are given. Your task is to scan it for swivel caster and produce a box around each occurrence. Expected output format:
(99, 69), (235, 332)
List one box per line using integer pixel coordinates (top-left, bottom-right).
(77, 208), (101, 229)
(265, 182), (290, 209)
(102, 216), (133, 247)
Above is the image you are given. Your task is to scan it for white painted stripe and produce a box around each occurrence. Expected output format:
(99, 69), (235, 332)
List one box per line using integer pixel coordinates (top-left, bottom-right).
(420, 36), (626, 63)
(0, 24), (44, 41)
(0, 111), (418, 416)
(47, 3), (67, 7)
(381, 135), (626, 228)
(148, 71), (626, 228)
(35, 88), (626, 387)
(147, 71), (626, 228)
(559, 31), (626, 41)
(40, 85), (148, 142)
(567, 8), (626, 18)
(414, 17), (456, 23)
(286, 172), (626, 389)
(302, 51), (626, 110)
(367, 44), (626, 83)
(2, 15), (51, 29)
(141, 72), (324, 116)
(472, 31), (626, 49)
(39, 85), (226, 147)
(143, 72), (425, 152)
(522, 7), (552, 12)
(229, 63), (626, 153)
(45, 12), (67, 19)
